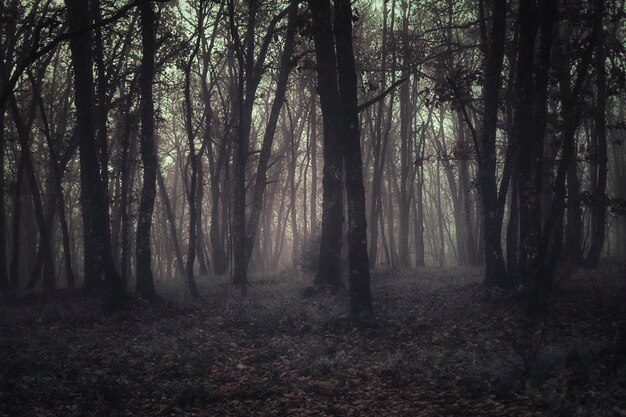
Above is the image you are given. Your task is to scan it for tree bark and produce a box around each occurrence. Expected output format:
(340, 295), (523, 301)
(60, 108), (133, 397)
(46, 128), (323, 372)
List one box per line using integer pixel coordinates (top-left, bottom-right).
(244, 4), (297, 268)
(334, 0), (373, 318)
(9, 93), (56, 290)
(309, 0), (344, 289)
(65, 0), (125, 303)
(0, 107), (7, 290)
(136, 0), (158, 300)
(182, 10), (202, 300)
(477, 0), (508, 288)
(586, 0), (608, 267)
(157, 166), (185, 277)
(398, 3), (411, 268)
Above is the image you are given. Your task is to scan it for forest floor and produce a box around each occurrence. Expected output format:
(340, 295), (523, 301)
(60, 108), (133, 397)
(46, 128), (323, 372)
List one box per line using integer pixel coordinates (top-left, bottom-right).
(1, 264), (626, 417)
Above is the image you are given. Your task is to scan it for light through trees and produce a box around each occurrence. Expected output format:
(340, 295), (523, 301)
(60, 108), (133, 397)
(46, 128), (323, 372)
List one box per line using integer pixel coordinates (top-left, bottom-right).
(0, 0), (625, 316)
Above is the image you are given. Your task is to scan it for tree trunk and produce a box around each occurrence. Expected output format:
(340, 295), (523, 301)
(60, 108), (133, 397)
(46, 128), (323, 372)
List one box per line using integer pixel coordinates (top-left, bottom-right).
(195, 159), (210, 276)
(65, 0), (125, 303)
(367, 0), (394, 267)
(157, 166), (185, 277)
(477, 0), (508, 288)
(136, 0), (158, 300)
(310, 81), (318, 235)
(244, 4), (297, 269)
(586, 0), (608, 267)
(334, 0), (373, 318)
(182, 15), (202, 300)
(397, 4), (411, 268)
(120, 88), (136, 287)
(10, 152), (25, 289)
(309, 0), (344, 289)
(9, 94), (56, 290)
(565, 159), (583, 262)
(0, 107), (7, 291)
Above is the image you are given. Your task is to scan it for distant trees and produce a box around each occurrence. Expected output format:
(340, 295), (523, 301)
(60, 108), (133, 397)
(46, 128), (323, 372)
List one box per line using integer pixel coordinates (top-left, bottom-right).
(470, 0), (624, 312)
(0, 0), (624, 319)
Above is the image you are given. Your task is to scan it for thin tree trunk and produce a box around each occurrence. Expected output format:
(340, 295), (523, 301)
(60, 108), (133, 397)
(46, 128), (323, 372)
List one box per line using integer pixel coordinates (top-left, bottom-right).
(586, 0), (608, 267)
(310, 81), (318, 235)
(157, 166), (185, 277)
(397, 3), (411, 268)
(182, 10), (203, 300)
(368, 0), (394, 267)
(0, 108), (7, 291)
(9, 152), (25, 289)
(136, 0), (158, 300)
(244, 4), (297, 269)
(565, 159), (583, 262)
(9, 94), (56, 290)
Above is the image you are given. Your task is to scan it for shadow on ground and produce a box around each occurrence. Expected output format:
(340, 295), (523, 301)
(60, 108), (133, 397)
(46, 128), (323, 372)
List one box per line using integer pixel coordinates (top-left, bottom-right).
(1, 265), (625, 416)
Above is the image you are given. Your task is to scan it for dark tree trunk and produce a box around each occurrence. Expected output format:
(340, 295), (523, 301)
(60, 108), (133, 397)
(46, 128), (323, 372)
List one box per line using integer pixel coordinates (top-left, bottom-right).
(136, 0), (158, 300)
(397, 4), (411, 268)
(414, 166), (426, 268)
(477, 0), (508, 288)
(156, 167), (185, 277)
(310, 81), (318, 235)
(0, 108), (7, 291)
(309, 0), (344, 290)
(512, 0), (557, 311)
(456, 113), (478, 266)
(92, 0), (111, 219)
(227, 0), (265, 294)
(119, 86), (136, 287)
(209, 148), (228, 274)
(9, 94), (56, 290)
(565, 160), (583, 263)
(513, 0), (538, 287)
(538, 31), (592, 287)
(183, 16), (202, 300)
(31, 72), (77, 288)
(195, 159), (210, 276)
(65, 0), (125, 303)
(9, 152), (25, 289)
(506, 167), (519, 280)
(586, 0), (608, 267)
(334, 0), (373, 318)
(288, 110), (300, 268)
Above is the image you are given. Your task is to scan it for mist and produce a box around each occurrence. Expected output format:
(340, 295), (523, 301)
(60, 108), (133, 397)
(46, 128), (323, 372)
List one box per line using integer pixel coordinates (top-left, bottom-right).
(1, 0), (625, 415)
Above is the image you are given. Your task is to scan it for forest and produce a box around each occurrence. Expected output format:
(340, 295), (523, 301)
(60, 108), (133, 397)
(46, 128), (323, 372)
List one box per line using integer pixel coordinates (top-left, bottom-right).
(1, 0), (625, 415)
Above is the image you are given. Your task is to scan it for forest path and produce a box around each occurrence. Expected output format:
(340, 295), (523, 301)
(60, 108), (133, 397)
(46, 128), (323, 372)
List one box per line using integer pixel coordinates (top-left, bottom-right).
(1, 265), (625, 416)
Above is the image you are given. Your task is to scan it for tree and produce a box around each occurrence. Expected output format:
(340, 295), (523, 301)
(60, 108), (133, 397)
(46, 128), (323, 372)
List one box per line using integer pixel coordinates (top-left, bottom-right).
(334, 0), (373, 318)
(476, 0), (509, 288)
(309, 0), (344, 290)
(244, 3), (298, 269)
(135, 0), (159, 300)
(65, 0), (125, 303)
(586, 0), (608, 267)
(182, 2), (204, 300)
